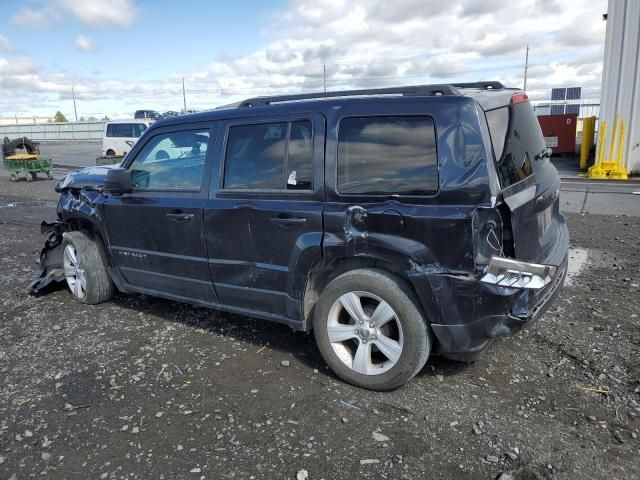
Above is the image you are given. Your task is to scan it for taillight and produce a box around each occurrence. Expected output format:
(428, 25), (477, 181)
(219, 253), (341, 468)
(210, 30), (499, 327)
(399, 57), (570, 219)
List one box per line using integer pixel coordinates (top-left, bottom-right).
(511, 92), (529, 104)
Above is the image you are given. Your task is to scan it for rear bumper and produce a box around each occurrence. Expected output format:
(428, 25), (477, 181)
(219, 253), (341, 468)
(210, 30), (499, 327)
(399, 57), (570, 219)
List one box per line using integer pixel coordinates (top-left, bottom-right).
(430, 254), (567, 358)
(412, 219), (569, 360)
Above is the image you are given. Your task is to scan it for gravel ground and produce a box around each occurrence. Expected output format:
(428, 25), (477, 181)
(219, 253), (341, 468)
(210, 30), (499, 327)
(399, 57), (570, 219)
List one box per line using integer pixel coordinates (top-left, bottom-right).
(0, 185), (639, 480)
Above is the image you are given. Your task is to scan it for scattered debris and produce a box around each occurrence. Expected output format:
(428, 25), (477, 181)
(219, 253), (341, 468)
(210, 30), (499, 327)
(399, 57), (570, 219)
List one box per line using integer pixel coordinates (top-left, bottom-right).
(578, 386), (609, 394)
(372, 431), (390, 442)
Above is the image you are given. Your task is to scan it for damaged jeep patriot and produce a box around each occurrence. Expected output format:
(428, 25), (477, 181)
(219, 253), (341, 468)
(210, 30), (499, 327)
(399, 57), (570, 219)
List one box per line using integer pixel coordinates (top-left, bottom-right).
(31, 82), (568, 390)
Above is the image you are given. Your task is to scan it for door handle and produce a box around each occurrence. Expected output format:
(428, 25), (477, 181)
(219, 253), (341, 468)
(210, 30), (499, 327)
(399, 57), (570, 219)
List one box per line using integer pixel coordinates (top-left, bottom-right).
(166, 212), (194, 223)
(270, 215), (307, 227)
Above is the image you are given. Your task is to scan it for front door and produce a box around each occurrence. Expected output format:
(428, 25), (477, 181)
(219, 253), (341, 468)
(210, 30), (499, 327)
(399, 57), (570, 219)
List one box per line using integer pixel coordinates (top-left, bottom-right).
(103, 122), (219, 302)
(204, 114), (325, 321)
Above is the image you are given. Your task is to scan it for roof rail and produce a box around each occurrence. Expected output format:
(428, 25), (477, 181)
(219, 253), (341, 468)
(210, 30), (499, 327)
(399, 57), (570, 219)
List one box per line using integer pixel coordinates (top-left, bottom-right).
(451, 81), (506, 90)
(238, 84), (461, 107)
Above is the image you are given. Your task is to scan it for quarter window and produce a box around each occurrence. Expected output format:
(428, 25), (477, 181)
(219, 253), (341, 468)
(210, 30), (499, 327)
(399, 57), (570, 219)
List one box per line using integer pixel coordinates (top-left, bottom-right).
(223, 120), (313, 190)
(337, 116), (438, 195)
(128, 129), (209, 191)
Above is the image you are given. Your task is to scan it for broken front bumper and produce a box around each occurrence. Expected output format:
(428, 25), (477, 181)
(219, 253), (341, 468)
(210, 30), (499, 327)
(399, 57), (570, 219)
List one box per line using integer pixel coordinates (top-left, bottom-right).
(28, 221), (68, 295)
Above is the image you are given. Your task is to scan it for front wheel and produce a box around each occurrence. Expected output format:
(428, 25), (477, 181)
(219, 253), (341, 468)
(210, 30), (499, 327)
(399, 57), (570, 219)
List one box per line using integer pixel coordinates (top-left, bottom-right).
(62, 231), (115, 304)
(313, 269), (431, 391)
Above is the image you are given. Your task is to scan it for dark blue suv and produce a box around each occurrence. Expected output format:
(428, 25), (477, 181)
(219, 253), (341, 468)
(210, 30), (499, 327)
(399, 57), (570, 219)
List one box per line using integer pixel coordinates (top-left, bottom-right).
(31, 82), (569, 390)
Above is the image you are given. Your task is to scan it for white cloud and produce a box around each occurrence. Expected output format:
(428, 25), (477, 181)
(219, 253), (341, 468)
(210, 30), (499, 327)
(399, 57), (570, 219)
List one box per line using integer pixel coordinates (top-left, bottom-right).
(0, 34), (10, 51)
(74, 34), (95, 52)
(57, 0), (138, 27)
(11, 1), (137, 29)
(0, 0), (608, 117)
(11, 7), (60, 28)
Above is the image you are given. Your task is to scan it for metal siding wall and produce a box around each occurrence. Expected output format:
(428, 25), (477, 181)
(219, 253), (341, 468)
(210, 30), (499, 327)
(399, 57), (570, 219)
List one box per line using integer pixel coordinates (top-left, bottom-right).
(0, 122), (104, 141)
(601, 0), (640, 172)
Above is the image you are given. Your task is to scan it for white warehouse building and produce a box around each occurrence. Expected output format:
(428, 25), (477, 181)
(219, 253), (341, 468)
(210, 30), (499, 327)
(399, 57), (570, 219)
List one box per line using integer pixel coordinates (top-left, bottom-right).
(600, 0), (640, 174)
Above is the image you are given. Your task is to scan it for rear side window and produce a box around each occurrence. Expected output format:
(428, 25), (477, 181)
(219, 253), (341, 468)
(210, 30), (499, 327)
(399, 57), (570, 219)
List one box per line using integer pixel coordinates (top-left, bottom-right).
(487, 102), (545, 188)
(337, 116), (437, 195)
(223, 120), (313, 190)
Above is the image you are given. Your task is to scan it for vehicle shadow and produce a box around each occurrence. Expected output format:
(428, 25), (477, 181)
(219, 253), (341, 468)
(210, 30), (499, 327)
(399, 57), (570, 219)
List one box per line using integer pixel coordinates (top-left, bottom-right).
(109, 291), (475, 382)
(109, 292), (328, 371)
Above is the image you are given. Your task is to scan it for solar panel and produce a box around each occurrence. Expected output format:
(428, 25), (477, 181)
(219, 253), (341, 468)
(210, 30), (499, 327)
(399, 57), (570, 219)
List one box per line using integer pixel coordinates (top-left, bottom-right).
(550, 105), (565, 115)
(566, 87), (582, 100)
(551, 88), (566, 101)
(565, 104), (580, 115)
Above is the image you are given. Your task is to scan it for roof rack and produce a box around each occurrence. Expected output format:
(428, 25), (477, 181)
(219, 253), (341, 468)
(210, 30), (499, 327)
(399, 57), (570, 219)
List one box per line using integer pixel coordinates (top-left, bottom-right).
(451, 81), (505, 90)
(238, 84), (461, 107)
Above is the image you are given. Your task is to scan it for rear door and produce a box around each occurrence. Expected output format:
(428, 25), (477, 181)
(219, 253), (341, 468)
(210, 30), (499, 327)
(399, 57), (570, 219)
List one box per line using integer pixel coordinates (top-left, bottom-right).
(203, 114), (325, 321)
(103, 121), (219, 302)
(486, 98), (565, 264)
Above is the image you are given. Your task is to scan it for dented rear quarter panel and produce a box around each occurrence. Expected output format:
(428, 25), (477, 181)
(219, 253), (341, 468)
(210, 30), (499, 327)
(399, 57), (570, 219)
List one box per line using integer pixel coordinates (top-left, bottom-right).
(320, 96), (497, 327)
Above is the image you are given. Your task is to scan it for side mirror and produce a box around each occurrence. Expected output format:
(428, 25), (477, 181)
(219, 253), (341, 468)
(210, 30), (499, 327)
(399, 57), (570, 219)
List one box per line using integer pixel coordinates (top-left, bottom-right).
(104, 168), (133, 194)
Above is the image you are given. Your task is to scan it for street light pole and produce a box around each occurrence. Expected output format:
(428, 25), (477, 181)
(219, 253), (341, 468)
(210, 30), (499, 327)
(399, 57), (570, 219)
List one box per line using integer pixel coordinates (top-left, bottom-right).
(323, 64), (327, 92)
(72, 85), (78, 122)
(523, 44), (530, 91)
(182, 77), (187, 112)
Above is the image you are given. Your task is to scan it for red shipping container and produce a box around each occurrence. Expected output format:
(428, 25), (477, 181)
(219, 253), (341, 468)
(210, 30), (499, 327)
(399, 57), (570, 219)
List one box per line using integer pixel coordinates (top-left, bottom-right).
(537, 114), (577, 155)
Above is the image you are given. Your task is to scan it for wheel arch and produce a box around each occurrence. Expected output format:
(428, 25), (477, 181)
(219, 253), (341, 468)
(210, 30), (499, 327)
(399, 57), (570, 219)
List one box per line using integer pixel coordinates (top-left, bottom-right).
(302, 254), (430, 332)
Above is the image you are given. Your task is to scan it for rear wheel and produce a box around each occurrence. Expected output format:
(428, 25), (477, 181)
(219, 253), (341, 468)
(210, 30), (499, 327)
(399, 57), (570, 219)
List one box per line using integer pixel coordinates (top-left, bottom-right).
(62, 231), (115, 304)
(26, 172), (33, 182)
(106, 149), (116, 156)
(9, 173), (17, 182)
(313, 269), (430, 390)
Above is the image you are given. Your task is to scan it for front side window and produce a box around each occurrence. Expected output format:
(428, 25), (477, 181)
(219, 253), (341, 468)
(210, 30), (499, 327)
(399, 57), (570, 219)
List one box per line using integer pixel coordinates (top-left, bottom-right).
(338, 116), (438, 195)
(223, 120), (313, 190)
(128, 129), (209, 191)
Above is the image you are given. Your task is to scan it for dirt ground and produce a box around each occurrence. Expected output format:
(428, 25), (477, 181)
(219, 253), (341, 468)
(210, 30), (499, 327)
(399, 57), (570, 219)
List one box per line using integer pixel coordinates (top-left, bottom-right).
(1, 180), (639, 480)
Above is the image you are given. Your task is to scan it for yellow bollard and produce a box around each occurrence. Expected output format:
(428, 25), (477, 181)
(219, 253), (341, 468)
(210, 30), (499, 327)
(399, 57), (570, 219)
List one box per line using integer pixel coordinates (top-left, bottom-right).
(587, 121), (609, 179)
(579, 116), (596, 169)
(586, 114), (629, 180)
(608, 121), (628, 180)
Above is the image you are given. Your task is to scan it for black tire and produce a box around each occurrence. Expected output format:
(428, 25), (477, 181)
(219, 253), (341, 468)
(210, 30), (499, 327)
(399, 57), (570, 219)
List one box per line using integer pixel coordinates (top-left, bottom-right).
(313, 268), (431, 391)
(106, 149), (116, 156)
(62, 230), (115, 305)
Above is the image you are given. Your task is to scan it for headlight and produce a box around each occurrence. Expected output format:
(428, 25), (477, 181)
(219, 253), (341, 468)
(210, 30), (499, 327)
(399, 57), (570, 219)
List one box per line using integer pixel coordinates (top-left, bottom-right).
(480, 256), (556, 290)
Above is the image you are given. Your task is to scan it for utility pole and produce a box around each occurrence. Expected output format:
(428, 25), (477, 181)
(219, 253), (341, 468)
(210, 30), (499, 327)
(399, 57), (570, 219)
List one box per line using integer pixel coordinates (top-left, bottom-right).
(523, 44), (530, 91)
(323, 64), (327, 92)
(72, 85), (78, 122)
(182, 77), (187, 112)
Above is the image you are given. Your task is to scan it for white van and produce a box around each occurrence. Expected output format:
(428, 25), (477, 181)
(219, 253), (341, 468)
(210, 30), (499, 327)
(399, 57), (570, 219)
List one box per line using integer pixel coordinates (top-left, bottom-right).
(102, 120), (149, 157)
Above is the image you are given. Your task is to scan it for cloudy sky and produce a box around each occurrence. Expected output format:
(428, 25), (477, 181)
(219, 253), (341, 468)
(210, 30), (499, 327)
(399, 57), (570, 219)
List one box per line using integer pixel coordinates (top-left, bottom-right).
(0, 0), (607, 119)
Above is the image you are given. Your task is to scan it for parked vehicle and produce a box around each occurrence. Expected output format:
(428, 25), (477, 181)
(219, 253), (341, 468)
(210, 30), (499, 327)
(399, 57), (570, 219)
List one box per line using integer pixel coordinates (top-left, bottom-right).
(134, 110), (161, 120)
(30, 82), (569, 390)
(101, 120), (149, 157)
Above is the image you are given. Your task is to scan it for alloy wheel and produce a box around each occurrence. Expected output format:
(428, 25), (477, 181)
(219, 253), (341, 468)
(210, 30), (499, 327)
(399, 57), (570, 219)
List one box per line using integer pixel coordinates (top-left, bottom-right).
(326, 291), (404, 375)
(63, 244), (87, 299)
